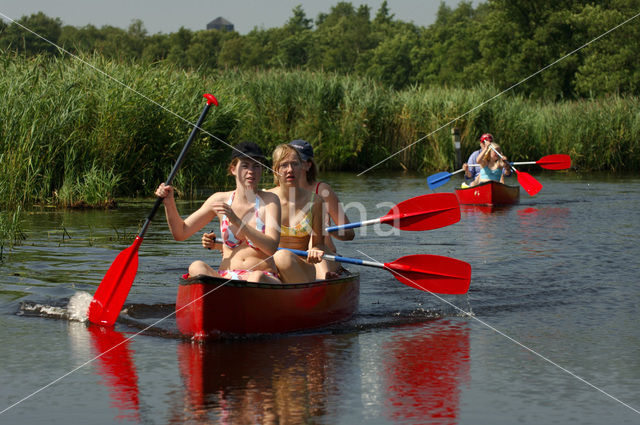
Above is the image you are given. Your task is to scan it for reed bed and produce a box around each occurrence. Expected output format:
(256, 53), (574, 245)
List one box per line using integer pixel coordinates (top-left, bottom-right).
(1, 53), (638, 210)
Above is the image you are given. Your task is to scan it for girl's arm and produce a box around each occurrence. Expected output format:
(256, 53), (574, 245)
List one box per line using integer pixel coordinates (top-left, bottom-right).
(231, 191), (281, 256)
(156, 184), (219, 241)
(476, 144), (491, 167)
(317, 182), (355, 241)
(307, 195), (326, 264)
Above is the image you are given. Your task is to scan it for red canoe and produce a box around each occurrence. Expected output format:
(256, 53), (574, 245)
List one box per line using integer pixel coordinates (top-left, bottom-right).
(454, 181), (519, 205)
(175, 272), (360, 339)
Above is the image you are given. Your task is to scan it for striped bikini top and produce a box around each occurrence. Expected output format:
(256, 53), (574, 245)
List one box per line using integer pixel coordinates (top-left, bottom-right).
(219, 191), (265, 249)
(280, 194), (314, 238)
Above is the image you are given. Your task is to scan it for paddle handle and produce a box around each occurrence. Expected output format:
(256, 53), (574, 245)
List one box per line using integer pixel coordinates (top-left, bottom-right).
(434, 168), (464, 184)
(139, 94), (217, 237)
(326, 218), (381, 232)
(283, 248), (384, 268)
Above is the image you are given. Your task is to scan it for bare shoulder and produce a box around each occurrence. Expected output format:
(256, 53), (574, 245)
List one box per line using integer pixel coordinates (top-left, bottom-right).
(316, 181), (334, 193)
(203, 191), (231, 206)
(316, 181), (340, 202)
(258, 190), (280, 204)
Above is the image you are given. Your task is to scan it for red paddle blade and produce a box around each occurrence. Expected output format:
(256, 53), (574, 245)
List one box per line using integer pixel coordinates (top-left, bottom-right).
(381, 193), (461, 231)
(515, 170), (543, 196)
(537, 154), (571, 170)
(385, 254), (471, 294)
(88, 237), (142, 326)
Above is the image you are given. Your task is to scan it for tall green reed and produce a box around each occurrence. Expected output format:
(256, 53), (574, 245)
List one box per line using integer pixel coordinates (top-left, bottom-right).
(1, 53), (638, 212)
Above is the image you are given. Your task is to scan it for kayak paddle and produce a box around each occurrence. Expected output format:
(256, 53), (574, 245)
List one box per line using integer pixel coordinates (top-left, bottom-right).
(88, 93), (219, 326)
(427, 169), (465, 190)
(326, 193), (460, 233)
(488, 144), (542, 196)
(283, 248), (471, 295)
(511, 154), (571, 170)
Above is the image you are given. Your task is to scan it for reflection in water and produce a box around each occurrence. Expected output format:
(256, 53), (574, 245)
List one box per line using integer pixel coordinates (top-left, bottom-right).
(460, 205), (513, 255)
(517, 207), (570, 255)
(382, 321), (470, 425)
(460, 204), (513, 216)
(86, 325), (141, 422)
(174, 335), (348, 424)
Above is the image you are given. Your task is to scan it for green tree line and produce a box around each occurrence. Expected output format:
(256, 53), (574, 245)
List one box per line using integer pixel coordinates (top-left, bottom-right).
(2, 0), (640, 100)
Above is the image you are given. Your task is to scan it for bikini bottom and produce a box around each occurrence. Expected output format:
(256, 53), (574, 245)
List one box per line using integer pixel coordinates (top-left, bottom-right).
(219, 269), (280, 282)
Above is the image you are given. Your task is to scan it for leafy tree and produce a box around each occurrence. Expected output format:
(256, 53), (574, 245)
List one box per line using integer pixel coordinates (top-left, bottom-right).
(142, 33), (170, 62)
(412, 2), (482, 88)
(572, 2), (640, 97)
(0, 12), (62, 55)
(166, 27), (193, 65)
(362, 28), (418, 89)
(310, 3), (375, 73)
(273, 5), (314, 67)
(59, 24), (103, 54)
(374, 0), (394, 26)
(93, 25), (139, 60)
(218, 33), (246, 68)
(286, 5), (313, 31)
(185, 29), (225, 69)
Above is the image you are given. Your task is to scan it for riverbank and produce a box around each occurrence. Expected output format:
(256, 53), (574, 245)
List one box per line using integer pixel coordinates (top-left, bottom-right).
(1, 53), (639, 210)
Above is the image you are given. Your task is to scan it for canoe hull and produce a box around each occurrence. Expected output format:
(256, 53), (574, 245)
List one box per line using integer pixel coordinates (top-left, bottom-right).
(454, 181), (519, 205)
(175, 273), (360, 339)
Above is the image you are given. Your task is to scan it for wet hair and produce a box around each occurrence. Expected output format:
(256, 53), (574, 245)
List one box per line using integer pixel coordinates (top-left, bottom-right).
(272, 143), (303, 186)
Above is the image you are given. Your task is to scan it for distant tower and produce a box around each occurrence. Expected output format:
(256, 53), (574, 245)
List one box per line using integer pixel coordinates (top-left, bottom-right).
(206, 17), (234, 31)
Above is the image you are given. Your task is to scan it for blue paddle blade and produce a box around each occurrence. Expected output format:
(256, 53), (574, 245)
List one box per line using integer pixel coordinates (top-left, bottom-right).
(427, 172), (452, 190)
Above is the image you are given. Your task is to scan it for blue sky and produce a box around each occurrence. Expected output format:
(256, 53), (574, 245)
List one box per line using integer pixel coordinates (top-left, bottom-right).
(1, 0), (478, 34)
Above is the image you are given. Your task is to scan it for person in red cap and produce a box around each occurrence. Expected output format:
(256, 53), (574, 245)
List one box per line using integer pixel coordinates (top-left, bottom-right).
(462, 133), (511, 185)
(463, 133), (493, 183)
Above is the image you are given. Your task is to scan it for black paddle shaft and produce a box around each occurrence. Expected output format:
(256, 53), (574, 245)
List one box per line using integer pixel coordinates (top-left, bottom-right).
(138, 100), (215, 238)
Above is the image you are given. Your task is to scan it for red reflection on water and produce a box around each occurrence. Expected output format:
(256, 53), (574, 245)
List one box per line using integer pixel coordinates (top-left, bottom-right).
(87, 325), (140, 422)
(460, 204), (513, 216)
(517, 206), (571, 255)
(175, 335), (336, 424)
(382, 321), (470, 425)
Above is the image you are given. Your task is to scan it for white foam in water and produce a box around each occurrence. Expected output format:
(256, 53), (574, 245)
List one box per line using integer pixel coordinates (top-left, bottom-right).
(67, 291), (93, 322)
(21, 303), (68, 319)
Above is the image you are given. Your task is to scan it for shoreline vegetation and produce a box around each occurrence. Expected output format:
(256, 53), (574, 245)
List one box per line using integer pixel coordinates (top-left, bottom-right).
(1, 54), (639, 211)
(2, 3), (639, 255)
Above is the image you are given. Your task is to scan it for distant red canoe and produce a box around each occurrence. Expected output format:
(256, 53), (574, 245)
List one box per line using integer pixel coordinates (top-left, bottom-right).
(175, 273), (360, 339)
(454, 181), (519, 205)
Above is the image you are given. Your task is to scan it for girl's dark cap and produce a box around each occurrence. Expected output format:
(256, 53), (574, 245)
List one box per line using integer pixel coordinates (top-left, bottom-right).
(231, 141), (266, 161)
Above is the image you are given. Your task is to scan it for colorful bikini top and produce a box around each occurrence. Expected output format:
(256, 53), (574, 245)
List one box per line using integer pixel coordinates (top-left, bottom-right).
(219, 191), (265, 249)
(280, 194), (314, 238)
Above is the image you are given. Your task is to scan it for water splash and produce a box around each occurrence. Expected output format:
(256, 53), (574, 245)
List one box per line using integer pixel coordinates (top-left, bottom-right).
(67, 291), (93, 322)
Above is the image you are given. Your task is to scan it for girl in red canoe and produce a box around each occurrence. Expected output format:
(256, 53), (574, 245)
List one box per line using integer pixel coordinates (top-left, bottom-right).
(268, 143), (329, 283)
(156, 141), (282, 283)
(288, 139), (355, 278)
(467, 142), (509, 187)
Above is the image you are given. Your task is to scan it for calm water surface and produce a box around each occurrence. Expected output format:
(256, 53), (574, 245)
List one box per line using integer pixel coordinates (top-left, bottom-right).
(1, 171), (639, 424)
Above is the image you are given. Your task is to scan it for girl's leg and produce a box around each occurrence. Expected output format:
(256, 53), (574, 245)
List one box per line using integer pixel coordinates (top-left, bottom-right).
(315, 258), (342, 280)
(273, 249), (317, 283)
(188, 260), (221, 278)
(246, 270), (282, 284)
